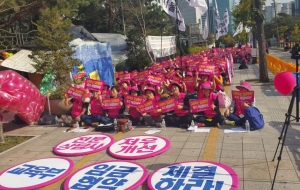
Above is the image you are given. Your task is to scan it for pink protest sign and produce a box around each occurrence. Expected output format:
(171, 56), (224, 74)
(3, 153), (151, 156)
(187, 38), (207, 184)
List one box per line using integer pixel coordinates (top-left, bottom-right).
(232, 90), (254, 103)
(137, 100), (156, 114)
(147, 75), (163, 85)
(66, 86), (84, 99)
(147, 161), (239, 190)
(102, 98), (121, 109)
(134, 72), (148, 84)
(108, 135), (170, 159)
(157, 97), (176, 113)
(172, 76), (182, 83)
(84, 79), (104, 91)
(198, 65), (215, 75)
(183, 76), (195, 86)
(131, 70), (138, 77)
(0, 158), (74, 190)
(188, 61), (198, 70)
(64, 161), (148, 190)
(152, 64), (163, 73)
(189, 98), (210, 113)
(118, 73), (131, 81)
(124, 95), (144, 107)
(165, 69), (176, 79)
(53, 134), (114, 156)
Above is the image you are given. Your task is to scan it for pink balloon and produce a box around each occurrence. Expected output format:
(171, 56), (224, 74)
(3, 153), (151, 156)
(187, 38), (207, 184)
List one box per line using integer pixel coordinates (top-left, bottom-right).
(0, 70), (45, 124)
(274, 72), (296, 95)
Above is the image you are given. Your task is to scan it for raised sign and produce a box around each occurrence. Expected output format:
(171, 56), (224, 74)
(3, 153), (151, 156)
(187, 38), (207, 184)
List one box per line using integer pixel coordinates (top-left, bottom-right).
(64, 161), (148, 190)
(108, 135), (170, 159)
(0, 157), (74, 190)
(53, 134), (114, 156)
(148, 161), (239, 190)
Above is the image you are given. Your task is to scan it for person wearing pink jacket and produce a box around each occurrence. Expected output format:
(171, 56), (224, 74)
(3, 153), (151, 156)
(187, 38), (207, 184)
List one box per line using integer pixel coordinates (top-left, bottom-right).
(195, 82), (224, 128)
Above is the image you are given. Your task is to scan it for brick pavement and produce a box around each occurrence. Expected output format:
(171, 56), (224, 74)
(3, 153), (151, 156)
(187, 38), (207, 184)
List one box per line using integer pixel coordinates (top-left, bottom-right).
(1, 63), (300, 190)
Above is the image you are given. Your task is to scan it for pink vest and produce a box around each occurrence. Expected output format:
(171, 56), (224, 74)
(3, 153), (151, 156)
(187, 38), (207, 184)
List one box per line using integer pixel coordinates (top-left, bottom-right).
(204, 94), (217, 118)
(174, 93), (189, 116)
(234, 102), (244, 116)
(149, 97), (162, 118)
(90, 97), (103, 116)
(107, 98), (122, 119)
(129, 106), (140, 118)
(71, 99), (83, 118)
(101, 90), (110, 99)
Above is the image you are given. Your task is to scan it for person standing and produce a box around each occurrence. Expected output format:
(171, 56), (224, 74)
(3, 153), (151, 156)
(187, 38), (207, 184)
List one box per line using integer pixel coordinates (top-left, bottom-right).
(265, 42), (269, 54)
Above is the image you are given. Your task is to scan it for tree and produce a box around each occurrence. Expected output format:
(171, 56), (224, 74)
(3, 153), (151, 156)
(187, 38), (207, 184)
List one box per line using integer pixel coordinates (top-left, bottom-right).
(0, 0), (96, 31)
(291, 24), (300, 42)
(29, 7), (82, 99)
(254, 0), (269, 82)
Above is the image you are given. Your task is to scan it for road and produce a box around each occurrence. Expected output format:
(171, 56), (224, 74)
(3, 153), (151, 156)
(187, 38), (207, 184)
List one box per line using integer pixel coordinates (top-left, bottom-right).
(269, 48), (295, 63)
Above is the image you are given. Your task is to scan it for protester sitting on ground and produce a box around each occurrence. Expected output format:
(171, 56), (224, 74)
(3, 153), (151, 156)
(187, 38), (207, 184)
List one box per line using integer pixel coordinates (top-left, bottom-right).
(139, 86), (164, 127)
(195, 82), (224, 128)
(164, 82), (193, 128)
(61, 93), (89, 130)
(224, 81), (255, 126)
(195, 71), (216, 99)
(80, 90), (103, 127)
(127, 86), (143, 126)
(119, 81), (131, 97)
(100, 85), (124, 124)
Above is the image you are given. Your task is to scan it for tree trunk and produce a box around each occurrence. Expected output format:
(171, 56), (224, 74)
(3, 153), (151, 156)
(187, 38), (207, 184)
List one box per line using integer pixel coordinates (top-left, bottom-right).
(0, 121), (4, 143)
(254, 0), (269, 82)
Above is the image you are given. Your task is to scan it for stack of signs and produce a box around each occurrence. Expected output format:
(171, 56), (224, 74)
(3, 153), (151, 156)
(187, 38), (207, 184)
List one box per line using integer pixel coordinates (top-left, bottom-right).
(66, 86), (84, 99)
(53, 134), (114, 156)
(64, 161), (148, 190)
(147, 161), (239, 190)
(0, 158), (74, 190)
(108, 135), (170, 159)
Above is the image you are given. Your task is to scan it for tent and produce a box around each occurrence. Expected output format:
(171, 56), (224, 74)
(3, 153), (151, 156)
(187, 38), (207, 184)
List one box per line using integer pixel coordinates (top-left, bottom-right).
(92, 33), (128, 65)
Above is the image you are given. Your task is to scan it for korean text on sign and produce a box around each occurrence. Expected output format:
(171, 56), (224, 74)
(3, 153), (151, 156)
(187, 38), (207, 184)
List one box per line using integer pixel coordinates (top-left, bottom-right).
(137, 100), (155, 114)
(124, 95), (143, 107)
(66, 86), (84, 99)
(102, 98), (121, 110)
(70, 164), (138, 189)
(116, 137), (158, 154)
(57, 136), (107, 150)
(84, 79), (104, 91)
(147, 75), (163, 86)
(7, 164), (66, 179)
(189, 98), (210, 113)
(157, 98), (176, 113)
(198, 65), (215, 75)
(154, 165), (224, 190)
(231, 90), (254, 103)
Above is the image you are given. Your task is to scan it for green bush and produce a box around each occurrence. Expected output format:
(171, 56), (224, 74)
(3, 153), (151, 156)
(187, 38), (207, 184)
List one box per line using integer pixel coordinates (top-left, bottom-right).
(188, 46), (208, 54)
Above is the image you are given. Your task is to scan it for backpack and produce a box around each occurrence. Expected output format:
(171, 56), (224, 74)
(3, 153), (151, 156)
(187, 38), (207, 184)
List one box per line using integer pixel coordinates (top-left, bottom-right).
(244, 107), (264, 131)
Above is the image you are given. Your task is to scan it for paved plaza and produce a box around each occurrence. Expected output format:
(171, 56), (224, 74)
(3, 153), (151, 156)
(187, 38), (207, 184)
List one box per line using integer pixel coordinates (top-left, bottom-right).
(1, 63), (300, 190)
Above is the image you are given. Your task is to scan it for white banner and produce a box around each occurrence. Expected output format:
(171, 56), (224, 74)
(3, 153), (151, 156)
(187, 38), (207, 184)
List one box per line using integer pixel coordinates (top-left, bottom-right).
(233, 22), (243, 37)
(162, 0), (186, 31)
(217, 8), (229, 39)
(186, 0), (208, 15)
(245, 25), (251, 33)
(214, 0), (220, 40)
(146, 36), (176, 58)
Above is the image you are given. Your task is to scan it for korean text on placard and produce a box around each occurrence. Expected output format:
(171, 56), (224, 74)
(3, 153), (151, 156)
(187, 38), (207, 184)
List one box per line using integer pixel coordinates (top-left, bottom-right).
(116, 137), (158, 154)
(57, 136), (107, 150)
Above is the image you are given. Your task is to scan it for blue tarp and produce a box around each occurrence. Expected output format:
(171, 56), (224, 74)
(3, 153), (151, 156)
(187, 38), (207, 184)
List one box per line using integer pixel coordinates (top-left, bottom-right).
(71, 39), (114, 86)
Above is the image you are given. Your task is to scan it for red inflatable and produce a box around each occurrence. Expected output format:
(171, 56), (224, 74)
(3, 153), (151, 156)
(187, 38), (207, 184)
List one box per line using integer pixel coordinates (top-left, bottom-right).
(274, 71), (296, 95)
(0, 70), (45, 124)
